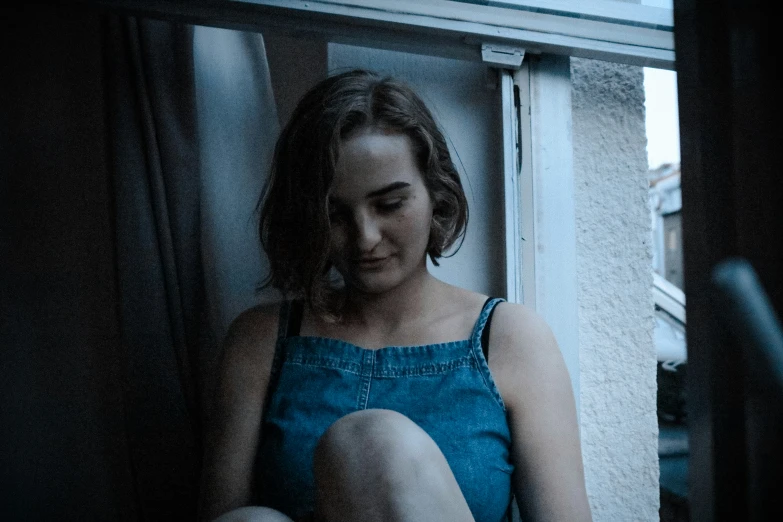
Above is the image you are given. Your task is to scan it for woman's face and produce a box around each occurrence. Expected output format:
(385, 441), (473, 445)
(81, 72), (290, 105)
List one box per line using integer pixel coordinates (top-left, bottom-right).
(328, 128), (434, 294)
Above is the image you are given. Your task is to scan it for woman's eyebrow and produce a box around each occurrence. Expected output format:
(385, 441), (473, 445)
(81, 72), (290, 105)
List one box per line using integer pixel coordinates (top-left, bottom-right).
(365, 181), (411, 199)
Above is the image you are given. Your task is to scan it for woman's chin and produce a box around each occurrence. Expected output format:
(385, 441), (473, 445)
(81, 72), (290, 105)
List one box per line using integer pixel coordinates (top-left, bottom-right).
(345, 272), (399, 295)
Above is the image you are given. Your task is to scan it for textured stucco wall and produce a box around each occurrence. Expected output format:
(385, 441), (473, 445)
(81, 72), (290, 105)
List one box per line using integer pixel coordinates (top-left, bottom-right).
(571, 58), (659, 520)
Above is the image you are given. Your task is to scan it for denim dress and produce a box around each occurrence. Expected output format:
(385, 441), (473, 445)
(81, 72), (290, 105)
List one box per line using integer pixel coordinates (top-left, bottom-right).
(256, 298), (515, 521)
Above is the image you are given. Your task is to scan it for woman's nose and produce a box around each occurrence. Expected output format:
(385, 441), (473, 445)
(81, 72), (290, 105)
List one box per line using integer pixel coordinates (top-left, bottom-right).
(355, 214), (382, 252)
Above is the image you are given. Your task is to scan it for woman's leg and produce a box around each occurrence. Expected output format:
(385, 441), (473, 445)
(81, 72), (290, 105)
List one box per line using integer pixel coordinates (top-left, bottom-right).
(211, 506), (294, 522)
(312, 409), (475, 522)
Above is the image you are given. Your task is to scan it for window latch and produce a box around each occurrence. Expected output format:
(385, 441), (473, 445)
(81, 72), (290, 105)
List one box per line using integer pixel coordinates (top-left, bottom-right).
(481, 44), (525, 69)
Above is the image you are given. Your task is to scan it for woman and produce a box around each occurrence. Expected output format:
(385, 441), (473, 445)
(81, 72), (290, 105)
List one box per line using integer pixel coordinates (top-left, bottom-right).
(199, 70), (591, 522)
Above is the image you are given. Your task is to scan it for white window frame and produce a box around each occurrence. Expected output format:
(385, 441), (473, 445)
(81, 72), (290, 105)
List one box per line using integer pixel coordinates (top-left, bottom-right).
(78, 0), (675, 69)
(496, 55), (580, 405)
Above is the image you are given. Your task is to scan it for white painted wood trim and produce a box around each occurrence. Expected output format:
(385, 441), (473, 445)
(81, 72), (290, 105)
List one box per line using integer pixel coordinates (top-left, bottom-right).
(527, 54), (581, 405)
(73, 0), (675, 69)
(489, 0), (673, 30)
(515, 62), (536, 310)
(501, 70), (522, 303)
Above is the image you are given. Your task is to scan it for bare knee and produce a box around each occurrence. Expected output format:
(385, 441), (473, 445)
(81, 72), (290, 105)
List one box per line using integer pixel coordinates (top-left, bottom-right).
(313, 409), (436, 511)
(314, 409), (433, 470)
(211, 506), (294, 522)
(312, 409), (473, 521)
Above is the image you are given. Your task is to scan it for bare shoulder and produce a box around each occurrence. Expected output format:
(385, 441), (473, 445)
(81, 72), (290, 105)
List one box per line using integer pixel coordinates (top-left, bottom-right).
(224, 303), (281, 351)
(490, 302), (558, 353)
(487, 302), (571, 409)
(219, 302), (282, 380)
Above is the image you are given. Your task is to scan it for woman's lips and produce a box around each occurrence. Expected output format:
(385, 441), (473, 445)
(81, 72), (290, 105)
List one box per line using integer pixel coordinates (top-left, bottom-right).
(355, 256), (389, 270)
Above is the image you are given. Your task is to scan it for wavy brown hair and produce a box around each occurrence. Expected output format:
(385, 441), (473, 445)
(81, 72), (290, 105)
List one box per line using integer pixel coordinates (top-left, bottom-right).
(259, 69), (468, 314)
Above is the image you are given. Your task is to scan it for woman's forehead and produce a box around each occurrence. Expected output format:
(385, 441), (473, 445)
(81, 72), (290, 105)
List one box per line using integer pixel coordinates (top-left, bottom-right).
(337, 128), (414, 164)
(331, 130), (424, 198)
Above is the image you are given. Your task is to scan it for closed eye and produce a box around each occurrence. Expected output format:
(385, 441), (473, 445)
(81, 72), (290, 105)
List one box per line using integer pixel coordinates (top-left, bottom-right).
(376, 199), (404, 213)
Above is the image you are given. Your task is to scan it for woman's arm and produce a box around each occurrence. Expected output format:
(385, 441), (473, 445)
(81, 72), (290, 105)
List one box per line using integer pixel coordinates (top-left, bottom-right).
(198, 306), (279, 522)
(489, 303), (592, 522)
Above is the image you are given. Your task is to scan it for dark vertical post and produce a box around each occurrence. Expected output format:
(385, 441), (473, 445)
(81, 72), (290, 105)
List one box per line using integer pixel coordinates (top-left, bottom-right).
(674, 0), (783, 520)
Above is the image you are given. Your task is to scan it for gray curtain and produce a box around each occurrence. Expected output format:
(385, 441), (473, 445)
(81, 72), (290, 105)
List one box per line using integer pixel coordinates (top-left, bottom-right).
(193, 25), (280, 417)
(105, 15), (205, 520)
(1, 5), (277, 520)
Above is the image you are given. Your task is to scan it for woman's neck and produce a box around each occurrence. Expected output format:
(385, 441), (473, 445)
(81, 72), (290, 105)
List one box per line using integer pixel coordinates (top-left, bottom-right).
(341, 268), (443, 335)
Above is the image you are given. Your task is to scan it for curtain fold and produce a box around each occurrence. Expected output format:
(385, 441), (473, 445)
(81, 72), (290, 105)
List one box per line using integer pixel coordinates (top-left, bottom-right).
(105, 15), (206, 520)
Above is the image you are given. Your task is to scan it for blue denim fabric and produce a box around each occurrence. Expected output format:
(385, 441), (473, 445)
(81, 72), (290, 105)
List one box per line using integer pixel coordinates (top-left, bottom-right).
(256, 298), (514, 521)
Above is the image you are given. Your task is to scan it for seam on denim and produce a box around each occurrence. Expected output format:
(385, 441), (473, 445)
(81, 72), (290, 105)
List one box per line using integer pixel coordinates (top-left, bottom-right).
(470, 298), (507, 411)
(285, 356), (362, 374)
(356, 350), (374, 410)
(470, 346), (507, 411)
(364, 353), (375, 409)
(469, 296), (497, 343)
(494, 462), (515, 475)
(374, 356), (474, 377)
